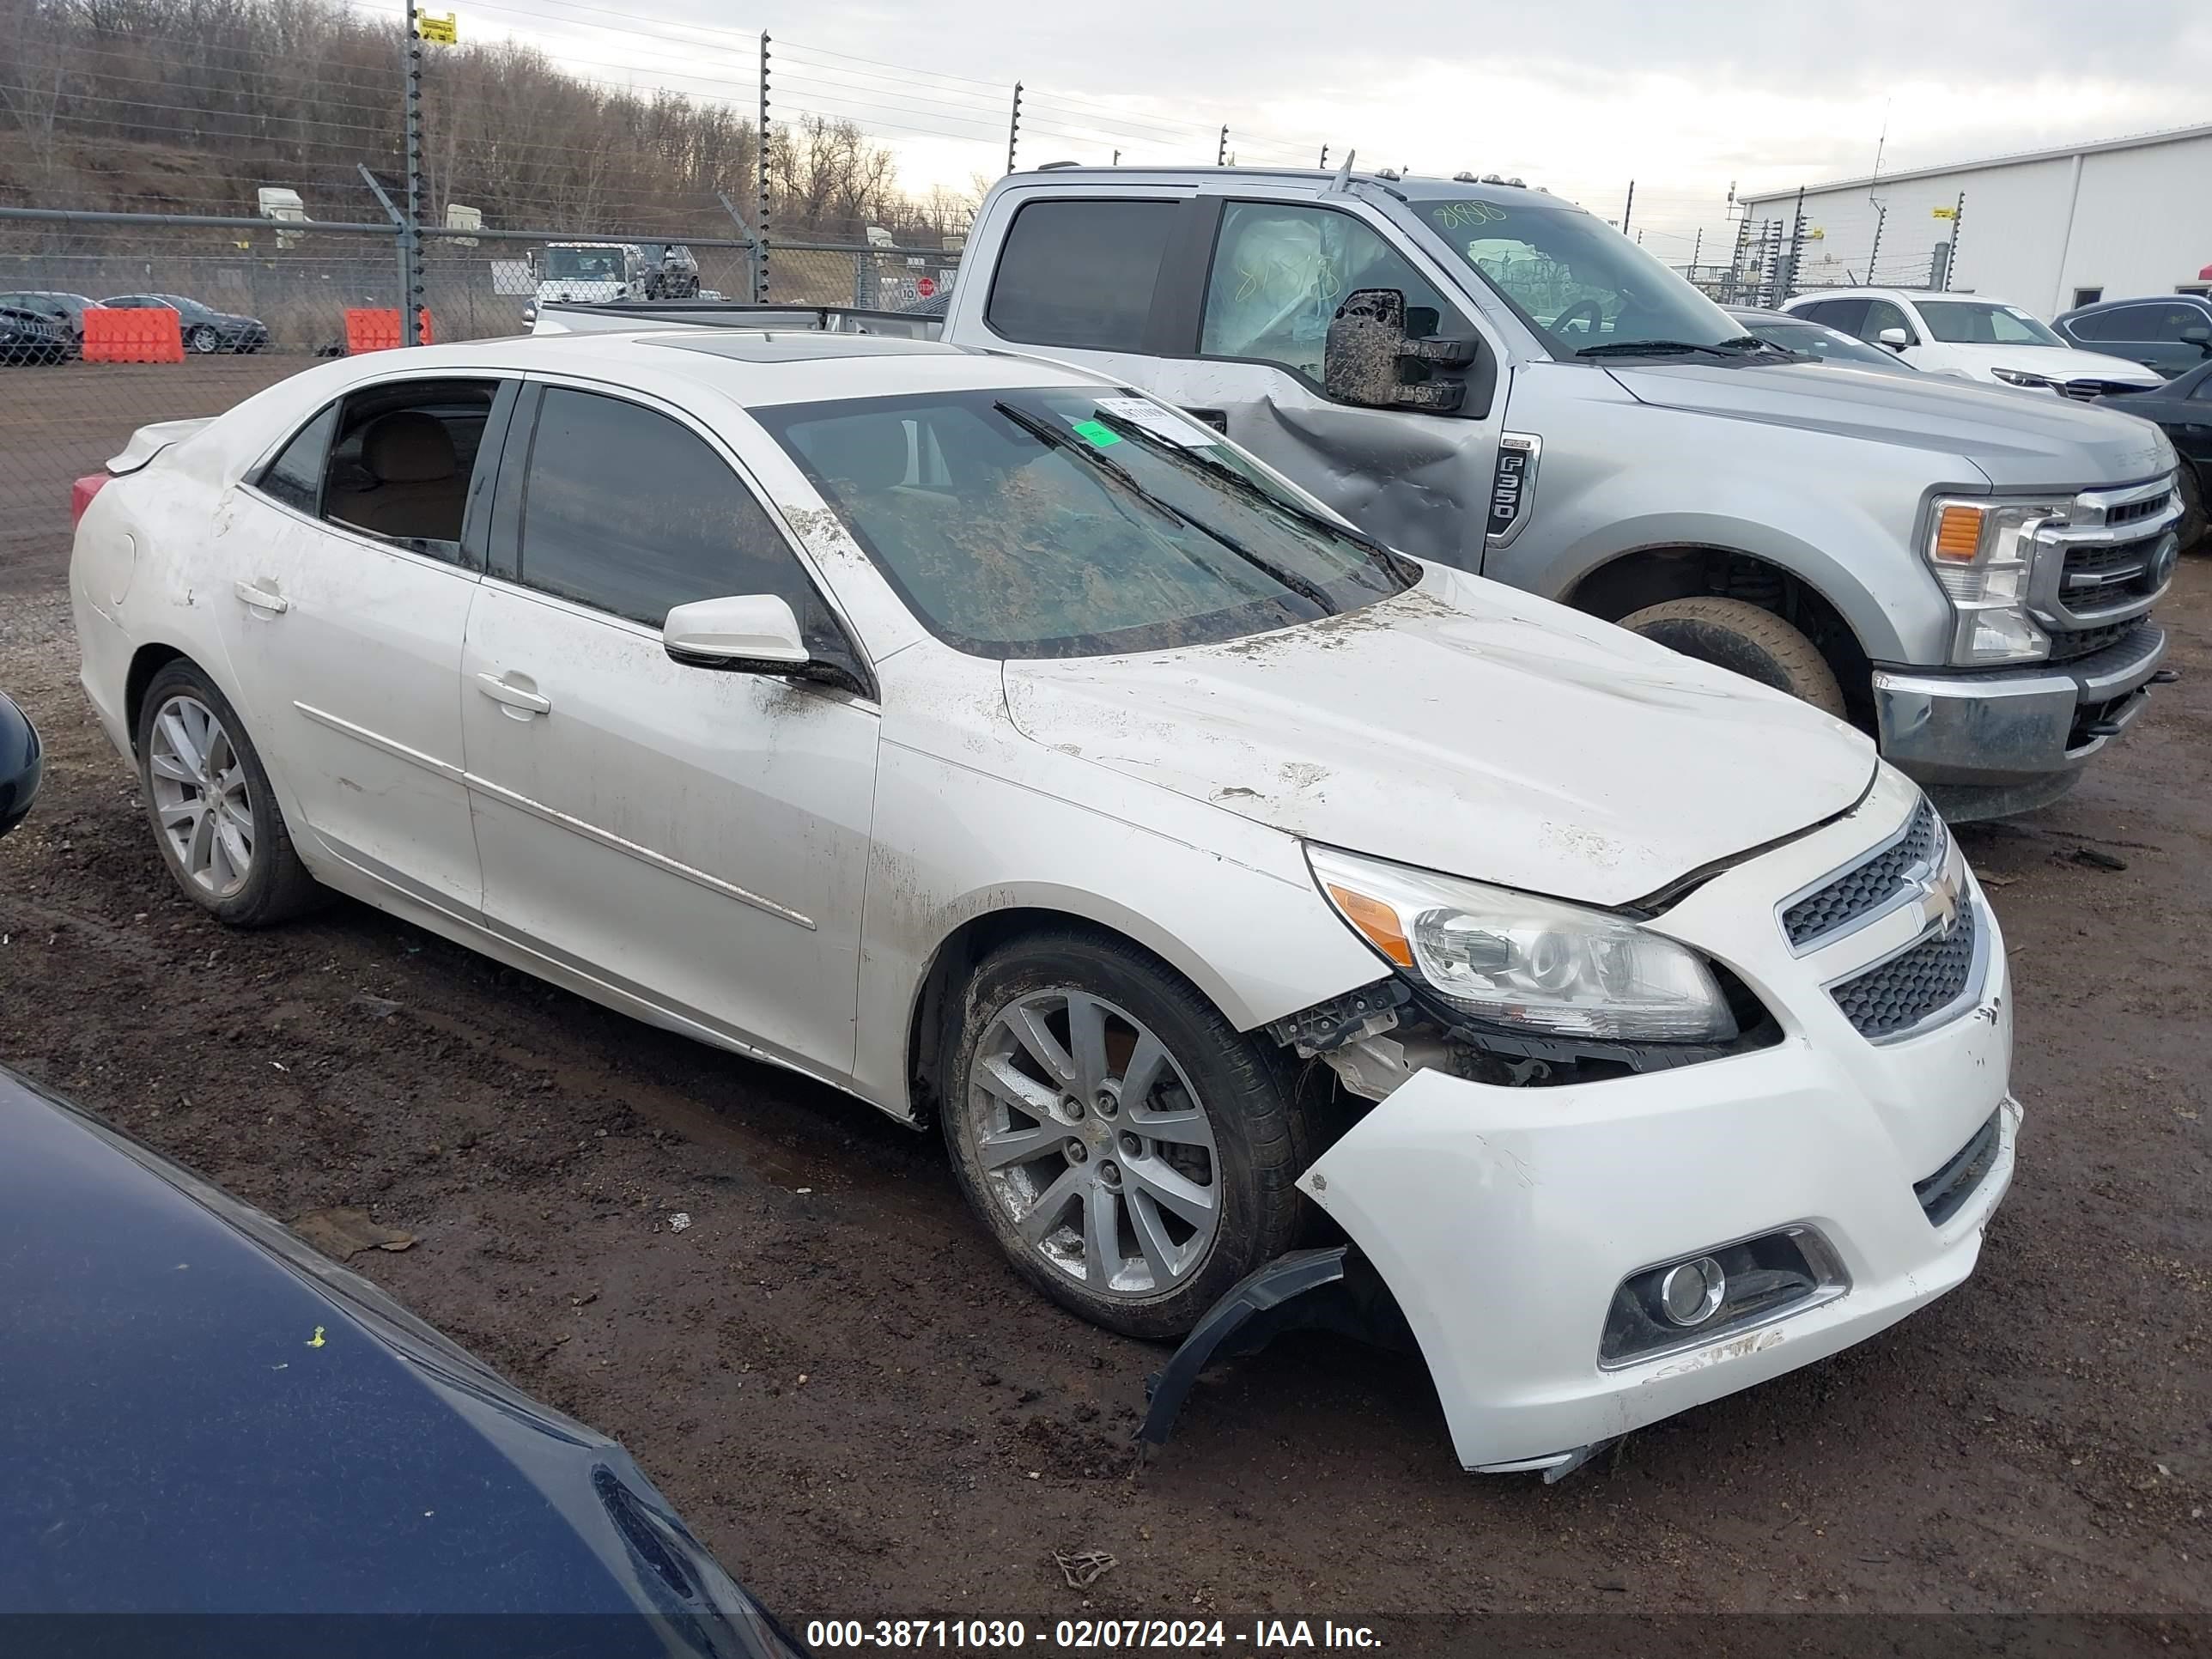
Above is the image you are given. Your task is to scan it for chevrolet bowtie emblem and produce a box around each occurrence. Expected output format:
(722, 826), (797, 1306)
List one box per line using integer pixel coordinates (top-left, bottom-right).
(1910, 864), (1963, 938)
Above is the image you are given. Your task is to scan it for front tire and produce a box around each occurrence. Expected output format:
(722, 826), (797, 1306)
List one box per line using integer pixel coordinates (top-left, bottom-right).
(2180, 465), (2208, 556)
(136, 661), (322, 926)
(188, 324), (221, 355)
(1620, 595), (1848, 718)
(941, 930), (1310, 1340)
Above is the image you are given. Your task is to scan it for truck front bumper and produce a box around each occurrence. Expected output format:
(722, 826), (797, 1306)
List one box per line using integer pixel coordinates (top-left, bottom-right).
(1872, 619), (2168, 820)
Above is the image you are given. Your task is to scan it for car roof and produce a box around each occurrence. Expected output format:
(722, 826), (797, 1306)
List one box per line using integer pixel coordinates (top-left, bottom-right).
(296, 327), (1118, 410)
(1008, 163), (1571, 212)
(2057, 293), (2212, 320)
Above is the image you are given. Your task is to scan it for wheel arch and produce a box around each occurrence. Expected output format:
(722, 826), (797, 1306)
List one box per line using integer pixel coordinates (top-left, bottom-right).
(1563, 544), (1878, 729)
(123, 642), (191, 754)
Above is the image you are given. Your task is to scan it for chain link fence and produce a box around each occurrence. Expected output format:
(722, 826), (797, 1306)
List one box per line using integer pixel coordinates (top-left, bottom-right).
(0, 205), (959, 587)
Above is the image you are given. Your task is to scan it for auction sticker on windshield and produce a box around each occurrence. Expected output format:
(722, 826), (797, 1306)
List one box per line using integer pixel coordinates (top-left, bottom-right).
(1091, 397), (1214, 447)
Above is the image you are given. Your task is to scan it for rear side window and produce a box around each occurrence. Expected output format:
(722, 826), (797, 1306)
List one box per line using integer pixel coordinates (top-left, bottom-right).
(257, 404), (337, 514)
(985, 198), (1177, 351)
(1801, 297), (1869, 335)
(514, 388), (816, 629)
(319, 378), (501, 562)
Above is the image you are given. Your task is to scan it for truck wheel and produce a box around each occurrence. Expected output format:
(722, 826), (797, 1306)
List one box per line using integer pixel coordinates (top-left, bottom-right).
(941, 929), (1310, 1340)
(1620, 596), (1848, 718)
(2180, 465), (2208, 556)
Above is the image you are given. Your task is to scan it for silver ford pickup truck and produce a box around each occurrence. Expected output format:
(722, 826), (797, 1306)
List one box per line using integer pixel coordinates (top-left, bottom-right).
(538, 165), (2185, 817)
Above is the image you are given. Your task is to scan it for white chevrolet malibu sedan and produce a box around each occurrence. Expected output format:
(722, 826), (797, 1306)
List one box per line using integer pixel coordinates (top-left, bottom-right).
(70, 328), (2018, 1474)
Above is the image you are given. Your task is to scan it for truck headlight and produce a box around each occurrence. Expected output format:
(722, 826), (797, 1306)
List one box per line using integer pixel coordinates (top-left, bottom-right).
(1307, 847), (1738, 1043)
(1925, 497), (2064, 665)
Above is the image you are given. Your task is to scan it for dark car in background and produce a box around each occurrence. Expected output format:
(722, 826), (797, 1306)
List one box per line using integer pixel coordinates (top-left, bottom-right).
(2056, 294), (2212, 381)
(0, 289), (94, 351)
(0, 305), (70, 365)
(2098, 358), (2212, 552)
(1726, 306), (1920, 374)
(0, 690), (39, 836)
(100, 292), (271, 354)
(0, 1059), (806, 1657)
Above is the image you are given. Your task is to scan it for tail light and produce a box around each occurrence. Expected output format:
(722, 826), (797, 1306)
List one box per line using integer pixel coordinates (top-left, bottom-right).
(70, 473), (109, 528)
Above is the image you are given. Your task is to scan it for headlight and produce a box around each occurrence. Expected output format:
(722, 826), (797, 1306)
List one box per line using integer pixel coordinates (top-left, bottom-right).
(1990, 368), (2057, 390)
(1306, 847), (1739, 1043)
(1925, 496), (2065, 665)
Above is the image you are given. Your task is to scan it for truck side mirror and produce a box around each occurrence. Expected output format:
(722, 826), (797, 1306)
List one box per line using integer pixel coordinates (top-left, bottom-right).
(1324, 288), (1479, 413)
(1877, 326), (1910, 349)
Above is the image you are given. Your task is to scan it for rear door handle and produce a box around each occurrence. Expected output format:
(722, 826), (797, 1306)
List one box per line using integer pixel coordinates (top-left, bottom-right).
(233, 579), (289, 614)
(476, 672), (550, 716)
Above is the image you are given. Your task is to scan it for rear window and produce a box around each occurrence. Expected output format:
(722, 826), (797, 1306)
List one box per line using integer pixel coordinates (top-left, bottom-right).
(985, 198), (1177, 352)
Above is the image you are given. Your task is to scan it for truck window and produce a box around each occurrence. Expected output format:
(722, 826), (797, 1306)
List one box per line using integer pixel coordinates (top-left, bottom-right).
(1198, 201), (1452, 382)
(985, 198), (1177, 351)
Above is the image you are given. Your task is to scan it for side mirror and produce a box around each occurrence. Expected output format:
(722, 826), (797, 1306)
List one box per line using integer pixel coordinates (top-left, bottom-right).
(1877, 327), (1910, 349)
(663, 593), (810, 672)
(1323, 288), (1477, 413)
(2185, 325), (2212, 352)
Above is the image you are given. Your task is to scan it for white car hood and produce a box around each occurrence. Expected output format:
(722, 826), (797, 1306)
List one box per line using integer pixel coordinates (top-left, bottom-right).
(1939, 343), (2163, 386)
(1000, 568), (1877, 908)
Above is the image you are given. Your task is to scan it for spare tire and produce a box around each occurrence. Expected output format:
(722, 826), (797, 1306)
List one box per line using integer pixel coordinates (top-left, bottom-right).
(1620, 595), (1848, 718)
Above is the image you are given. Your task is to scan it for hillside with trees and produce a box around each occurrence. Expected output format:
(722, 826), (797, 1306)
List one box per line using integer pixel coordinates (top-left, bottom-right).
(0, 0), (976, 241)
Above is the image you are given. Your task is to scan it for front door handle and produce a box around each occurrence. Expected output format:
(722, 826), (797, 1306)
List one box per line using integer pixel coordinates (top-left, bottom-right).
(476, 672), (551, 716)
(234, 579), (289, 615)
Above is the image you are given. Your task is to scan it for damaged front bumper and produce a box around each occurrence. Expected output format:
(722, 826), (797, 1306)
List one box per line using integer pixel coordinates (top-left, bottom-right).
(1156, 766), (2021, 1474)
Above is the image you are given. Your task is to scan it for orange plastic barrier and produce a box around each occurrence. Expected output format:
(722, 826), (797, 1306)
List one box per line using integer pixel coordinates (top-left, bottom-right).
(81, 306), (184, 364)
(344, 308), (436, 353)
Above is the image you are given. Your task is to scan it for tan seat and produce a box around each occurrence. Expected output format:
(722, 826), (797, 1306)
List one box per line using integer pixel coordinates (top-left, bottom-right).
(326, 412), (465, 543)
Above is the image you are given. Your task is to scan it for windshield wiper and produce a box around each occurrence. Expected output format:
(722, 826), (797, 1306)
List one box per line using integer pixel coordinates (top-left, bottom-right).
(992, 402), (1337, 613)
(1576, 338), (1750, 360)
(1085, 408), (1403, 563)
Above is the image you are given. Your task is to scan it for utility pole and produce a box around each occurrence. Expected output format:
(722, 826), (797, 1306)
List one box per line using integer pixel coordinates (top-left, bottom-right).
(1620, 179), (1634, 237)
(1006, 82), (1022, 175)
(756, 33), (771, 301)
(400, 0), (426, 343)
(1217, 125), (1228, 167)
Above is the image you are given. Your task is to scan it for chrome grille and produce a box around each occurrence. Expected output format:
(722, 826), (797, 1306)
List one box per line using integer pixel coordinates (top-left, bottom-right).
(1781, 798), (1945, 951)
(1830, 903), (1979, 1042)
(2031, 477), (2180, 633)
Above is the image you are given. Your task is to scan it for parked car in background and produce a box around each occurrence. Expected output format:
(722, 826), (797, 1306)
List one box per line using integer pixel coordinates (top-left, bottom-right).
(0, 1061), (805, 1653)
(2098, 358), (2212, 552)
(0, 690), (40, 837)
(1725, 307), (1920, 374)
(1781, 287), (2164, 398)
(2056, 293), (2212, 382)
(72, 331), (2019, 1475)
(100, 292), (270, 354)
(0, 289), (94, 350)
(0, 305), (70, 365)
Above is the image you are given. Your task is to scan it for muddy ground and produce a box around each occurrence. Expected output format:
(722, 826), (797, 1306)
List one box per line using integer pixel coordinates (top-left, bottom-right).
(1, 362), (2208, 1639)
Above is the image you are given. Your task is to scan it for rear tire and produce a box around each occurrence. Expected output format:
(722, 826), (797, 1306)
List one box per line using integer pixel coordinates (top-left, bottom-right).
(1620, 595), (1848, 718)
(2179, 465), (2208, 556)
(940, 928), (1310, 1340)
(135, 660), (323, 927)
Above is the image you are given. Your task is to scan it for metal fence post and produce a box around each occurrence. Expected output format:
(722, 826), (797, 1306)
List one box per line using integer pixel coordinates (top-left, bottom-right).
(1779, 186), (1807, 302)
(1217, 125), (1228, 166)
(357, 162), (411, 325)
(1620, 179), (1634, 236)
(1006, 82), (1022, 175)
(756, 33), (772, 302)
(1866, 200), (1887, 285)
(716, 191), (763, 303)
(401, 0), (426, 343)
(1947, 191), (1965, 290)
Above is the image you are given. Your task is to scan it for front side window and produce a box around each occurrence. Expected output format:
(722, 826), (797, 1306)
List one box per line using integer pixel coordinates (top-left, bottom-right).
(985, 198), (1177, 351)
(1411, 194), (1745, 356)
(757, 386), (1416, 659)
(1915, 300), (2064, 348)
(514, 387), (828, 637)
(1199, 201), (1455, 381)
(1860, 299), (1917, 343)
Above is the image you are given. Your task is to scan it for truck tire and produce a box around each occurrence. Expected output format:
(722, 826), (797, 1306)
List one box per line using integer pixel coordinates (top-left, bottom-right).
(1620, 596), (1848, 718)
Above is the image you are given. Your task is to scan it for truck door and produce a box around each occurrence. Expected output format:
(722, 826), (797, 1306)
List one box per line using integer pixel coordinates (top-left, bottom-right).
(1139, 198), (1504, 572)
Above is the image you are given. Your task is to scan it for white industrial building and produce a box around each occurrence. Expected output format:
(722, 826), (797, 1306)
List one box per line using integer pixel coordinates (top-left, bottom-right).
(1740, 121), (2212, 319)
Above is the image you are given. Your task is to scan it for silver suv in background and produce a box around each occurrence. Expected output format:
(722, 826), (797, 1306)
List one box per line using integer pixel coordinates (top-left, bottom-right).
(928, 167), (2185, 820)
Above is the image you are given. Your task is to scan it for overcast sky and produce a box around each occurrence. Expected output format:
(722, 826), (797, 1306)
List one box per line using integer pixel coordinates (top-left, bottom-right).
(456, 0), (2212, 260)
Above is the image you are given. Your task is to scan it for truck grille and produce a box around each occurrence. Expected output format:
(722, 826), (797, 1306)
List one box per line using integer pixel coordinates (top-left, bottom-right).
(2046, 615), (2152, 665)
(1782, 797), (1944, 951)
(2032, 477), (2180, 636)
(1829, 902), (1979, 1042)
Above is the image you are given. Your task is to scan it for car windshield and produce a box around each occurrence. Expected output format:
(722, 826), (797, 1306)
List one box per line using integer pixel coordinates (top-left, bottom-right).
(1410, 194), (1747, 355)
(1916, 300), (2064, 348)
(543, 247), (624, 280)
(1737, 316), (1911, 371)
(757, 386), (1417, 659)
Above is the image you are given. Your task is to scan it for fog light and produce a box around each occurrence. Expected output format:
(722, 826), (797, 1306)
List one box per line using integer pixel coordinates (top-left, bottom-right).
(1656, 1256), (1726, 1327)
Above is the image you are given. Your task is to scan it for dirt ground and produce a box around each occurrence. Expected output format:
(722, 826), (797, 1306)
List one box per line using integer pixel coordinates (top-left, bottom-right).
(2, 363), (2209, 1639)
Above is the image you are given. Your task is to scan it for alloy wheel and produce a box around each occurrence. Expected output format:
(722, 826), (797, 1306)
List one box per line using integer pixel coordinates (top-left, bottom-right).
(966, 988), (1222, 1298)
(148, 694), (254, 897)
